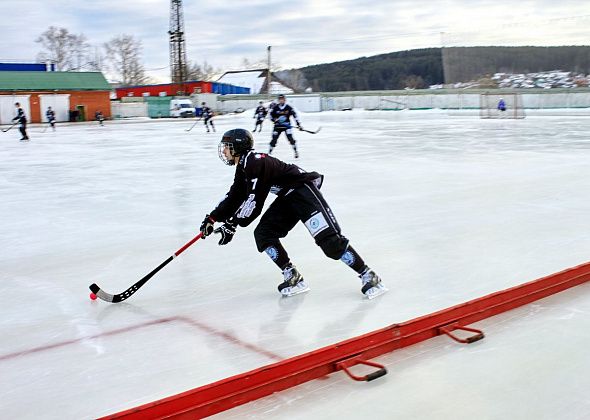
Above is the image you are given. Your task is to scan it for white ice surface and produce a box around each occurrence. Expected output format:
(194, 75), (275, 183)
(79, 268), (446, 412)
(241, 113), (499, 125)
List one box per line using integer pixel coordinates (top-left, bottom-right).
(1, 110), (589, 419)
(216, 282), (590, 420)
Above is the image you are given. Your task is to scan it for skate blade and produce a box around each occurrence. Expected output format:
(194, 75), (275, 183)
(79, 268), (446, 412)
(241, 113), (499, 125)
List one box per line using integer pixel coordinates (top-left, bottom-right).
(280, 282), (310, 297)
(364, 284), (388, 300)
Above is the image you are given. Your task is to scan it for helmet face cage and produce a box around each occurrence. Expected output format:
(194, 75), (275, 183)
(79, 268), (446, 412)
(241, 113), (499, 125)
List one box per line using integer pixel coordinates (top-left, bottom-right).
(218, 141), (236, 165)
(218, 129), (254, 166)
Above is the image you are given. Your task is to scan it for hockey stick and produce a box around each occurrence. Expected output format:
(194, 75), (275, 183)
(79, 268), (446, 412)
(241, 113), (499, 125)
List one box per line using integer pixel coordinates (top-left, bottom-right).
(299, 126), (322, 134)
(89, 232), (204, 303)
(1, 122), (18, 133)
(185, 118), (202, 132)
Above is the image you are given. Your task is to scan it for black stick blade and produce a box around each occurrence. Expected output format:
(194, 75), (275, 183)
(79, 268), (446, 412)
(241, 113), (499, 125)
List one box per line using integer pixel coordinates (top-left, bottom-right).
(299, 126), (322, 134)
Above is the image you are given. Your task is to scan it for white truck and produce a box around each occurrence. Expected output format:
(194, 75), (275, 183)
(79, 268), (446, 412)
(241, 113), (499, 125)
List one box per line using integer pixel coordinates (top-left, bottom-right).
(170, 99), (195, 118)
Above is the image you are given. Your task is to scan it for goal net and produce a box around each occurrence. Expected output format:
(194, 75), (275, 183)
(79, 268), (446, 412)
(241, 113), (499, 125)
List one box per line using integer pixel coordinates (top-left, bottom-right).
(479, 93), (525, 119)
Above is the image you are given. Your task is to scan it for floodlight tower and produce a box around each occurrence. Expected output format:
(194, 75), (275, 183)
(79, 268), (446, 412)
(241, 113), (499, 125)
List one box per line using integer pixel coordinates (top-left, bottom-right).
(169, 0), (188, 95)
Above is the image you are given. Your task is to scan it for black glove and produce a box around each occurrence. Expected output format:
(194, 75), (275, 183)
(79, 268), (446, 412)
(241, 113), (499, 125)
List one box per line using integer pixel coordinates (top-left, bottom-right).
(214, 222), (236, 245)
(297, 123), (303, 130)
(200, 215), (215, 238)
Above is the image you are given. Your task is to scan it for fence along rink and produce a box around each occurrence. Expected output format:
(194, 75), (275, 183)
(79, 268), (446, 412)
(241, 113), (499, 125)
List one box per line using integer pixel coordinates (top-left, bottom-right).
(480, 93), (525, 119)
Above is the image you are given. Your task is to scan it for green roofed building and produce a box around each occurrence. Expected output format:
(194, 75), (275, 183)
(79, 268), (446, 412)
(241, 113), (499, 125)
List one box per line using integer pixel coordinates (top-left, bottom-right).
(0, 71), (111, 124)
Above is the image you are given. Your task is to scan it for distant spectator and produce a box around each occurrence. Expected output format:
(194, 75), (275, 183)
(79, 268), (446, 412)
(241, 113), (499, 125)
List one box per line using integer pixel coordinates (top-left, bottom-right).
(497, 98), (506, 112)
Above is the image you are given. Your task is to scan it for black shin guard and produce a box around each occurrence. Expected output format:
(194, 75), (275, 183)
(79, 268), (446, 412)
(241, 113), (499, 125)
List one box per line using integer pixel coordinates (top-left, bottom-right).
(339, 245), (367, 274)
(264, 242), (291, 270)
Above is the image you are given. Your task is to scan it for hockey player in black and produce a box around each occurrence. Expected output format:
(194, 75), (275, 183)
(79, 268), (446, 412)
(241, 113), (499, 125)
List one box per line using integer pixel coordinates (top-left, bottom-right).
(199, 128), (387, 299)
(95, 110), (105, 126)
(201, 102), (216, 133)
(268, 94), (302, 158)
(46, 106), (56, 131)
(12, 102), (29, 141)
(253, 101), (267, 132)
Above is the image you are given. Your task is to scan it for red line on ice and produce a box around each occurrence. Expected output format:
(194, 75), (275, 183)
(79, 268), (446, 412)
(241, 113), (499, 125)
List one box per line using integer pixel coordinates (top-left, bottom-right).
(0, 316), (281, 362)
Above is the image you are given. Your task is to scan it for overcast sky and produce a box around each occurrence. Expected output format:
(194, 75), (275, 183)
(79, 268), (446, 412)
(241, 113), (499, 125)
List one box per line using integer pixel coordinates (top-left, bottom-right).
(1, 1), (588, 82)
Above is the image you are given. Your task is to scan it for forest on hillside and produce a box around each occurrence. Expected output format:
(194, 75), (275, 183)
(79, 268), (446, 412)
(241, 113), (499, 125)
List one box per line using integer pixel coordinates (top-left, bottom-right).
(275, 46), (590, 92)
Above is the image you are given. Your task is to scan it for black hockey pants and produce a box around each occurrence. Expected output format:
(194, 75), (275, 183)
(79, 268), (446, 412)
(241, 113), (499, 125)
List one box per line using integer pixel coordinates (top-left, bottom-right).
(270, 125), (296, 147)
(254, 182), (349, 260)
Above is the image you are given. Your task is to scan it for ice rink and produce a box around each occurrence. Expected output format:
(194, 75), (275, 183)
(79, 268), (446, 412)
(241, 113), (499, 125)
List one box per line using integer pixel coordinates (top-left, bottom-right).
(1, 109), (590, 419)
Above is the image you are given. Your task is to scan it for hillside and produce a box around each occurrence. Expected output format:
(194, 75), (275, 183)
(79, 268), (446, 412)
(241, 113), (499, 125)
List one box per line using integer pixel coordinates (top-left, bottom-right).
(276, 46), (590, 92)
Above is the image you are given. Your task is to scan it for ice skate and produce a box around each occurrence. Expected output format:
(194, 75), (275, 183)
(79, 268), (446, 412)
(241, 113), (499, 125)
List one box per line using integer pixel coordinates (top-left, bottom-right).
(278, 265), (309, 297)
(360, 268), (387, 299)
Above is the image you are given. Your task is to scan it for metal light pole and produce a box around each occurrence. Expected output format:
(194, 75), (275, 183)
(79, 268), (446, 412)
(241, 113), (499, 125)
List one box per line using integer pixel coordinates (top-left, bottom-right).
(267, 46), (272, 98)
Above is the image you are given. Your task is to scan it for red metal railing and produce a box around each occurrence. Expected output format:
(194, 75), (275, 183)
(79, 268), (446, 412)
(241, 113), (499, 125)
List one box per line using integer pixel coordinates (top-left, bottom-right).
(101, 261), (590, 419)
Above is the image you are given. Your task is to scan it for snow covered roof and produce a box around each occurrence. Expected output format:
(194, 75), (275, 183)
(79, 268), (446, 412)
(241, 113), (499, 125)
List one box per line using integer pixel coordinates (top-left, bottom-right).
(217, 70), (293, 94)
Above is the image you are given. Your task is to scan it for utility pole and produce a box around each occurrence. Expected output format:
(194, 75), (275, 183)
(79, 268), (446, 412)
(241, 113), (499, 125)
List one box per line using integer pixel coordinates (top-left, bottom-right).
(267, 46), (272, 98)
(169, 0), (188, 95)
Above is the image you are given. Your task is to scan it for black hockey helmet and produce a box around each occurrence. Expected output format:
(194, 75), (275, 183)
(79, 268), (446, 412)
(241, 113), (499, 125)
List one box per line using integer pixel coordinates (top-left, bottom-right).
(218, 128), (254, 165)
(278, 94), (286, 100)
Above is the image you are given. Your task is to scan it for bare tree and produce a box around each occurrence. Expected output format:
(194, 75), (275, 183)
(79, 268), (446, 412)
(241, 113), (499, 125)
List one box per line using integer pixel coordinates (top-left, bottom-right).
(71, 33), (89, 70)
(402, 75), (426, 89)
(36, 26), (90, 71)
(240, 57), (281, 71)
(186, 60), (220, 81)
(85, 46), (106, 72)
(104, 35), (150, 85)
(274, 69), (309, 92)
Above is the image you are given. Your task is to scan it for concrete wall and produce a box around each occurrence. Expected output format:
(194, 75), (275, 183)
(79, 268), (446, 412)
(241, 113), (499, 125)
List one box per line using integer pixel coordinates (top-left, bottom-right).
(214, 90), (590, 114)
(111, 102), (148, 119)
(218, 94), (321, 113)
(192, 93), (219, 111)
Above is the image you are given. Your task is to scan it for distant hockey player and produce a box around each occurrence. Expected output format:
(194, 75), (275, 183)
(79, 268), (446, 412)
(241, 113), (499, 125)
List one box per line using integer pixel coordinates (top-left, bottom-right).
(199, 128), (387, 299)
(46, 106), (56, 131)
(497, 98), (506, 112)
(12, 102), (29, 141)
(253, 101), (267, 132)
(201, 102), (215, 133)
(268, 94), (302, 158)
(95, 110), (105, 126)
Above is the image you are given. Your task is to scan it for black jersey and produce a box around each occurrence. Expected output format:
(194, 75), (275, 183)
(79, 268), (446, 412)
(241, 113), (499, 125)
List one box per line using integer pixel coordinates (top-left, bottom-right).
(13, 108), (27, 124)
(269, 103), (299, 127)
(254, 105), (267, 120)
(210, 151), (322, 227)
(46, 109), (55, 121)
(202, 107), (214, 119)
